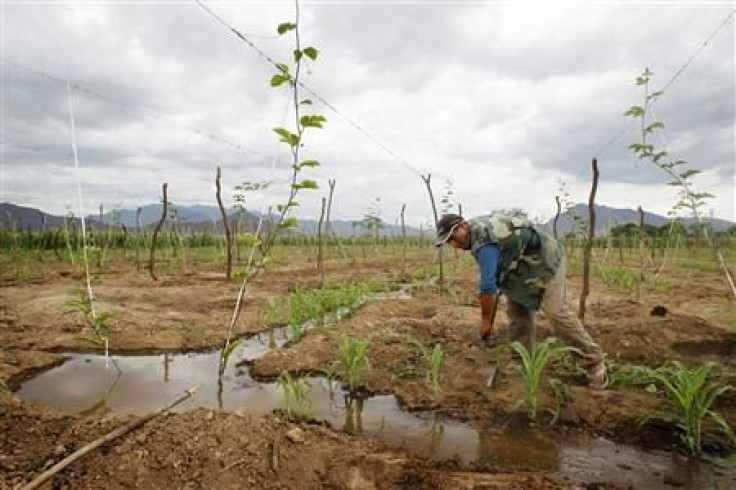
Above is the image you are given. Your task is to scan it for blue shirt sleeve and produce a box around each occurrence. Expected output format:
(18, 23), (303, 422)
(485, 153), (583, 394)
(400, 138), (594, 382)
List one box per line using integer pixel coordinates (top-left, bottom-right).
(475, 244), (499, 294)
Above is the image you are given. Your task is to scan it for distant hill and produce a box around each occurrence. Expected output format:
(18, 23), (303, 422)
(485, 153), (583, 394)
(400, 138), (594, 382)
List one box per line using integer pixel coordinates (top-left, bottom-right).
(546, 204), (734, 235)
(4, 201), (732, 236)
(0, 202), (425, 236)
(0, 202), (81, 229)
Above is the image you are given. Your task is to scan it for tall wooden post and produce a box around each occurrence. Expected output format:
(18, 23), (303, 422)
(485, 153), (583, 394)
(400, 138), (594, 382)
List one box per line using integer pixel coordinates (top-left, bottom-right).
(421, 174), (444, 293)
(578, 158), (599, 320)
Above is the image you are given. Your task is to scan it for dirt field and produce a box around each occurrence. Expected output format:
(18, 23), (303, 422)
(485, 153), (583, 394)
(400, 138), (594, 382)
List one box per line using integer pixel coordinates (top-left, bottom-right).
(1, 247), (735, 488)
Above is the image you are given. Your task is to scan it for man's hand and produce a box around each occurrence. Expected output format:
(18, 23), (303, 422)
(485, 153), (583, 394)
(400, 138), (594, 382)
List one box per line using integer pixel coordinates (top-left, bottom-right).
(479, 293), (498, 343)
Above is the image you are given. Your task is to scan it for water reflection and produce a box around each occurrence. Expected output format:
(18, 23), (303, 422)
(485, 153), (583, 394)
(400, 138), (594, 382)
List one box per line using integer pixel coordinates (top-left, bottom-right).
(15, 335), (736, 489)
(342, 394), (364, 434)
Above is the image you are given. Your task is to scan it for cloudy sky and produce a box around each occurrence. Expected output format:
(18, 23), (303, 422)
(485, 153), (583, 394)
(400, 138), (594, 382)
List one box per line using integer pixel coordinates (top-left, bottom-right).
(1, 1), (734, 227)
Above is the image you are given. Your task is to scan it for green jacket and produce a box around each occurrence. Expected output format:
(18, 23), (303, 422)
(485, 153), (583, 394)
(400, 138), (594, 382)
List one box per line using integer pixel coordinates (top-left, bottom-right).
(468, 214), (563, 310)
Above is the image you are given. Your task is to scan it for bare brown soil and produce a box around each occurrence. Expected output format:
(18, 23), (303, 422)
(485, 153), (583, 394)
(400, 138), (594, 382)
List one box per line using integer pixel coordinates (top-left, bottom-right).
(1, 249), (735, 488)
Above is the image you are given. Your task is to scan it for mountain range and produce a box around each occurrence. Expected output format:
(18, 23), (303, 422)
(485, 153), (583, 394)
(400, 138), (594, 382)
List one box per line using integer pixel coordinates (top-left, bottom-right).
(548, 204), (734, 235)
(0, 202), (426, 236)
(1, 202), (733, 235)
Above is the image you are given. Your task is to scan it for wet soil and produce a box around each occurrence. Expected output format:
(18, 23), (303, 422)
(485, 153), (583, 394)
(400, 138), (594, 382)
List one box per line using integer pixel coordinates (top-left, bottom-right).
(2, 249), (735, 488)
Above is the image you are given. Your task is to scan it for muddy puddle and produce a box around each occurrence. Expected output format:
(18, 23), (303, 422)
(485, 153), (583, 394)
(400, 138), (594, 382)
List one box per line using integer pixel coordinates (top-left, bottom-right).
(16, 328), (735, 489)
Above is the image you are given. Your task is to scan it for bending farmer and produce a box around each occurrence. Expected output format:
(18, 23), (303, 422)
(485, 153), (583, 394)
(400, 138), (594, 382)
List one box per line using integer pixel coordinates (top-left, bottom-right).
(436, 212), (609, 390)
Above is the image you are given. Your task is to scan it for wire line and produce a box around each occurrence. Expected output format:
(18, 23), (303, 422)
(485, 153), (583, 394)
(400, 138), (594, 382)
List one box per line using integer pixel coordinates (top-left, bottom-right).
(2, 57), (263, 157)
(195, 0), (424, 178)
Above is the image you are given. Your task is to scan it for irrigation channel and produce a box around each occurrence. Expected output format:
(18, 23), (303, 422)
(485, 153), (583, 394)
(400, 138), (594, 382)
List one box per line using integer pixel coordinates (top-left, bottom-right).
(16, 308), (735, 489)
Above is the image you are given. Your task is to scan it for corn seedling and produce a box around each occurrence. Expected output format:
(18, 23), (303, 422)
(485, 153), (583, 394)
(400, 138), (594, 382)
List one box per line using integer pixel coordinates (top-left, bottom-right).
(220, 338), (243, 370)
(333, 337), (371, 393)
(638, 360), (735, 454)
(510, 339), (579, 420)
(263, 298), (281, 348)
(276, 371), (313, 421)
(608, 363), (657, 389)
(409, 337), (445, 392)
(547, 378), (566, 426)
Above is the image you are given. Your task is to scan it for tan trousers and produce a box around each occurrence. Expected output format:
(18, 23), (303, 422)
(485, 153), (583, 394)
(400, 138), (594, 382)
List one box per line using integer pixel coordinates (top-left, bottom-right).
(506, 258), (604, 366)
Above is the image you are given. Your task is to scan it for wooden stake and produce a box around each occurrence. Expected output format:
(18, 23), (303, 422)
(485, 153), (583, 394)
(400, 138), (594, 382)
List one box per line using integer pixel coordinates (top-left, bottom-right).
(148, 183), (168, 281)
(553, 195), (562, 239)
(317, 196), (326, 287)
(578, 158), (599, 321)
(421, 174), (444, 293)
(215, 167), (232, 281)
(400, 203), (407, 274)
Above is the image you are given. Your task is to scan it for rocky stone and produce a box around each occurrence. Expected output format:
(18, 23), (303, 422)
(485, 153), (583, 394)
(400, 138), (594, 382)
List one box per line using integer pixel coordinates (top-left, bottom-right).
(286, 427), (305, 444)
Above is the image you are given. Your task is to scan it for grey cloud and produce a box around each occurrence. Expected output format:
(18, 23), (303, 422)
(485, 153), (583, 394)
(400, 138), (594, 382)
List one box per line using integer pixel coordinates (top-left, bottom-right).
(3, 3), (734, 223)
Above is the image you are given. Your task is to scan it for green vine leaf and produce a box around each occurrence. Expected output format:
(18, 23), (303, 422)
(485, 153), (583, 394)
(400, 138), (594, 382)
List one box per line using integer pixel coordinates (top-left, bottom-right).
(293, 49), (303, 63)
(644, 121), (665, 133)
(679, 169), (701, 180)
(624, 105), (645, 118)
(297, 159), (320, 169)
(277, 22), (297, 35)
(652, 151), (668, 163)
(300, 115), (326, 129)
(273, 127), (300, 146)
(303, 47), (319, 60)
(691, 192), (714, 200)
(300, 99), (313, 105)
(293, 179), (319, 190)
(239, 233), (262, 247)
(270, 74), (291, 87)
(278, 217), (299, 229)
(277, 202), (300, 212)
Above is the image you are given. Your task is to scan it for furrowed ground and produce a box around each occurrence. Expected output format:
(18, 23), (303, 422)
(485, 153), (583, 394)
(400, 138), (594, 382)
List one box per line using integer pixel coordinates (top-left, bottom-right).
(1, 238), (734, 488)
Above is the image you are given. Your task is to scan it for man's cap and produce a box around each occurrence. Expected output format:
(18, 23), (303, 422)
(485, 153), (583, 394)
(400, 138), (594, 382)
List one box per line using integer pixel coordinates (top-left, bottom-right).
(435, 213), (463, 247)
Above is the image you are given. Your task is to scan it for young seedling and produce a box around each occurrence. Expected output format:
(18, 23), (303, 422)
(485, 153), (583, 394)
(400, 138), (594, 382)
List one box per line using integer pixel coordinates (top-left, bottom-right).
(276, 370), (313, 421)
(333, 337), (371, 394)
(66, 288), (114, 347)
(409, 337), (445, 393)
(625, 68), (736, 298)
(547, 378), (566, 426)
(217, 0), (325, 375)
(639, 360), (735, 454)
(510, 339), (579, 420)
(220, 339), (243, 370)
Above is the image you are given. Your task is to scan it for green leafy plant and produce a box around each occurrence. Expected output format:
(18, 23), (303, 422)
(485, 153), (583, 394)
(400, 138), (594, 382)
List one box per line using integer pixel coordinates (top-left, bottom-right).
(596, 265), (636, 293)
(625, 68), (735, 298)
(287, 281), (372, 339)
(547, 378), (566, 426)
(220, 339), (243, 369)
(261, 298), (282, 348)
(218, 0), (325, 375)
(276, 370), (313, 421)
(66, 288), (113, 347)
(638, 360), (735, 454)
(510, 339), (579, 420)
(333, 337), (371, 393)
(409, 337), (445, 392)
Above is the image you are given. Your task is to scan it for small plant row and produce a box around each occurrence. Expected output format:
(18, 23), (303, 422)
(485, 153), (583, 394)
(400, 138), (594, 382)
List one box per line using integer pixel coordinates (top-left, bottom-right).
(278, 335), (447, 421)
(483, 340), (735, 456)
(286, 279), (388, 341)
(611, 360), (735, 455)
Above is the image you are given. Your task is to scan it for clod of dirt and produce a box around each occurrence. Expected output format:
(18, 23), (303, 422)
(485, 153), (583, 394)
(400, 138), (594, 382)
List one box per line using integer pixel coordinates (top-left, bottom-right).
(286, 427), (305, 444)
(650, 305), (668, 316)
